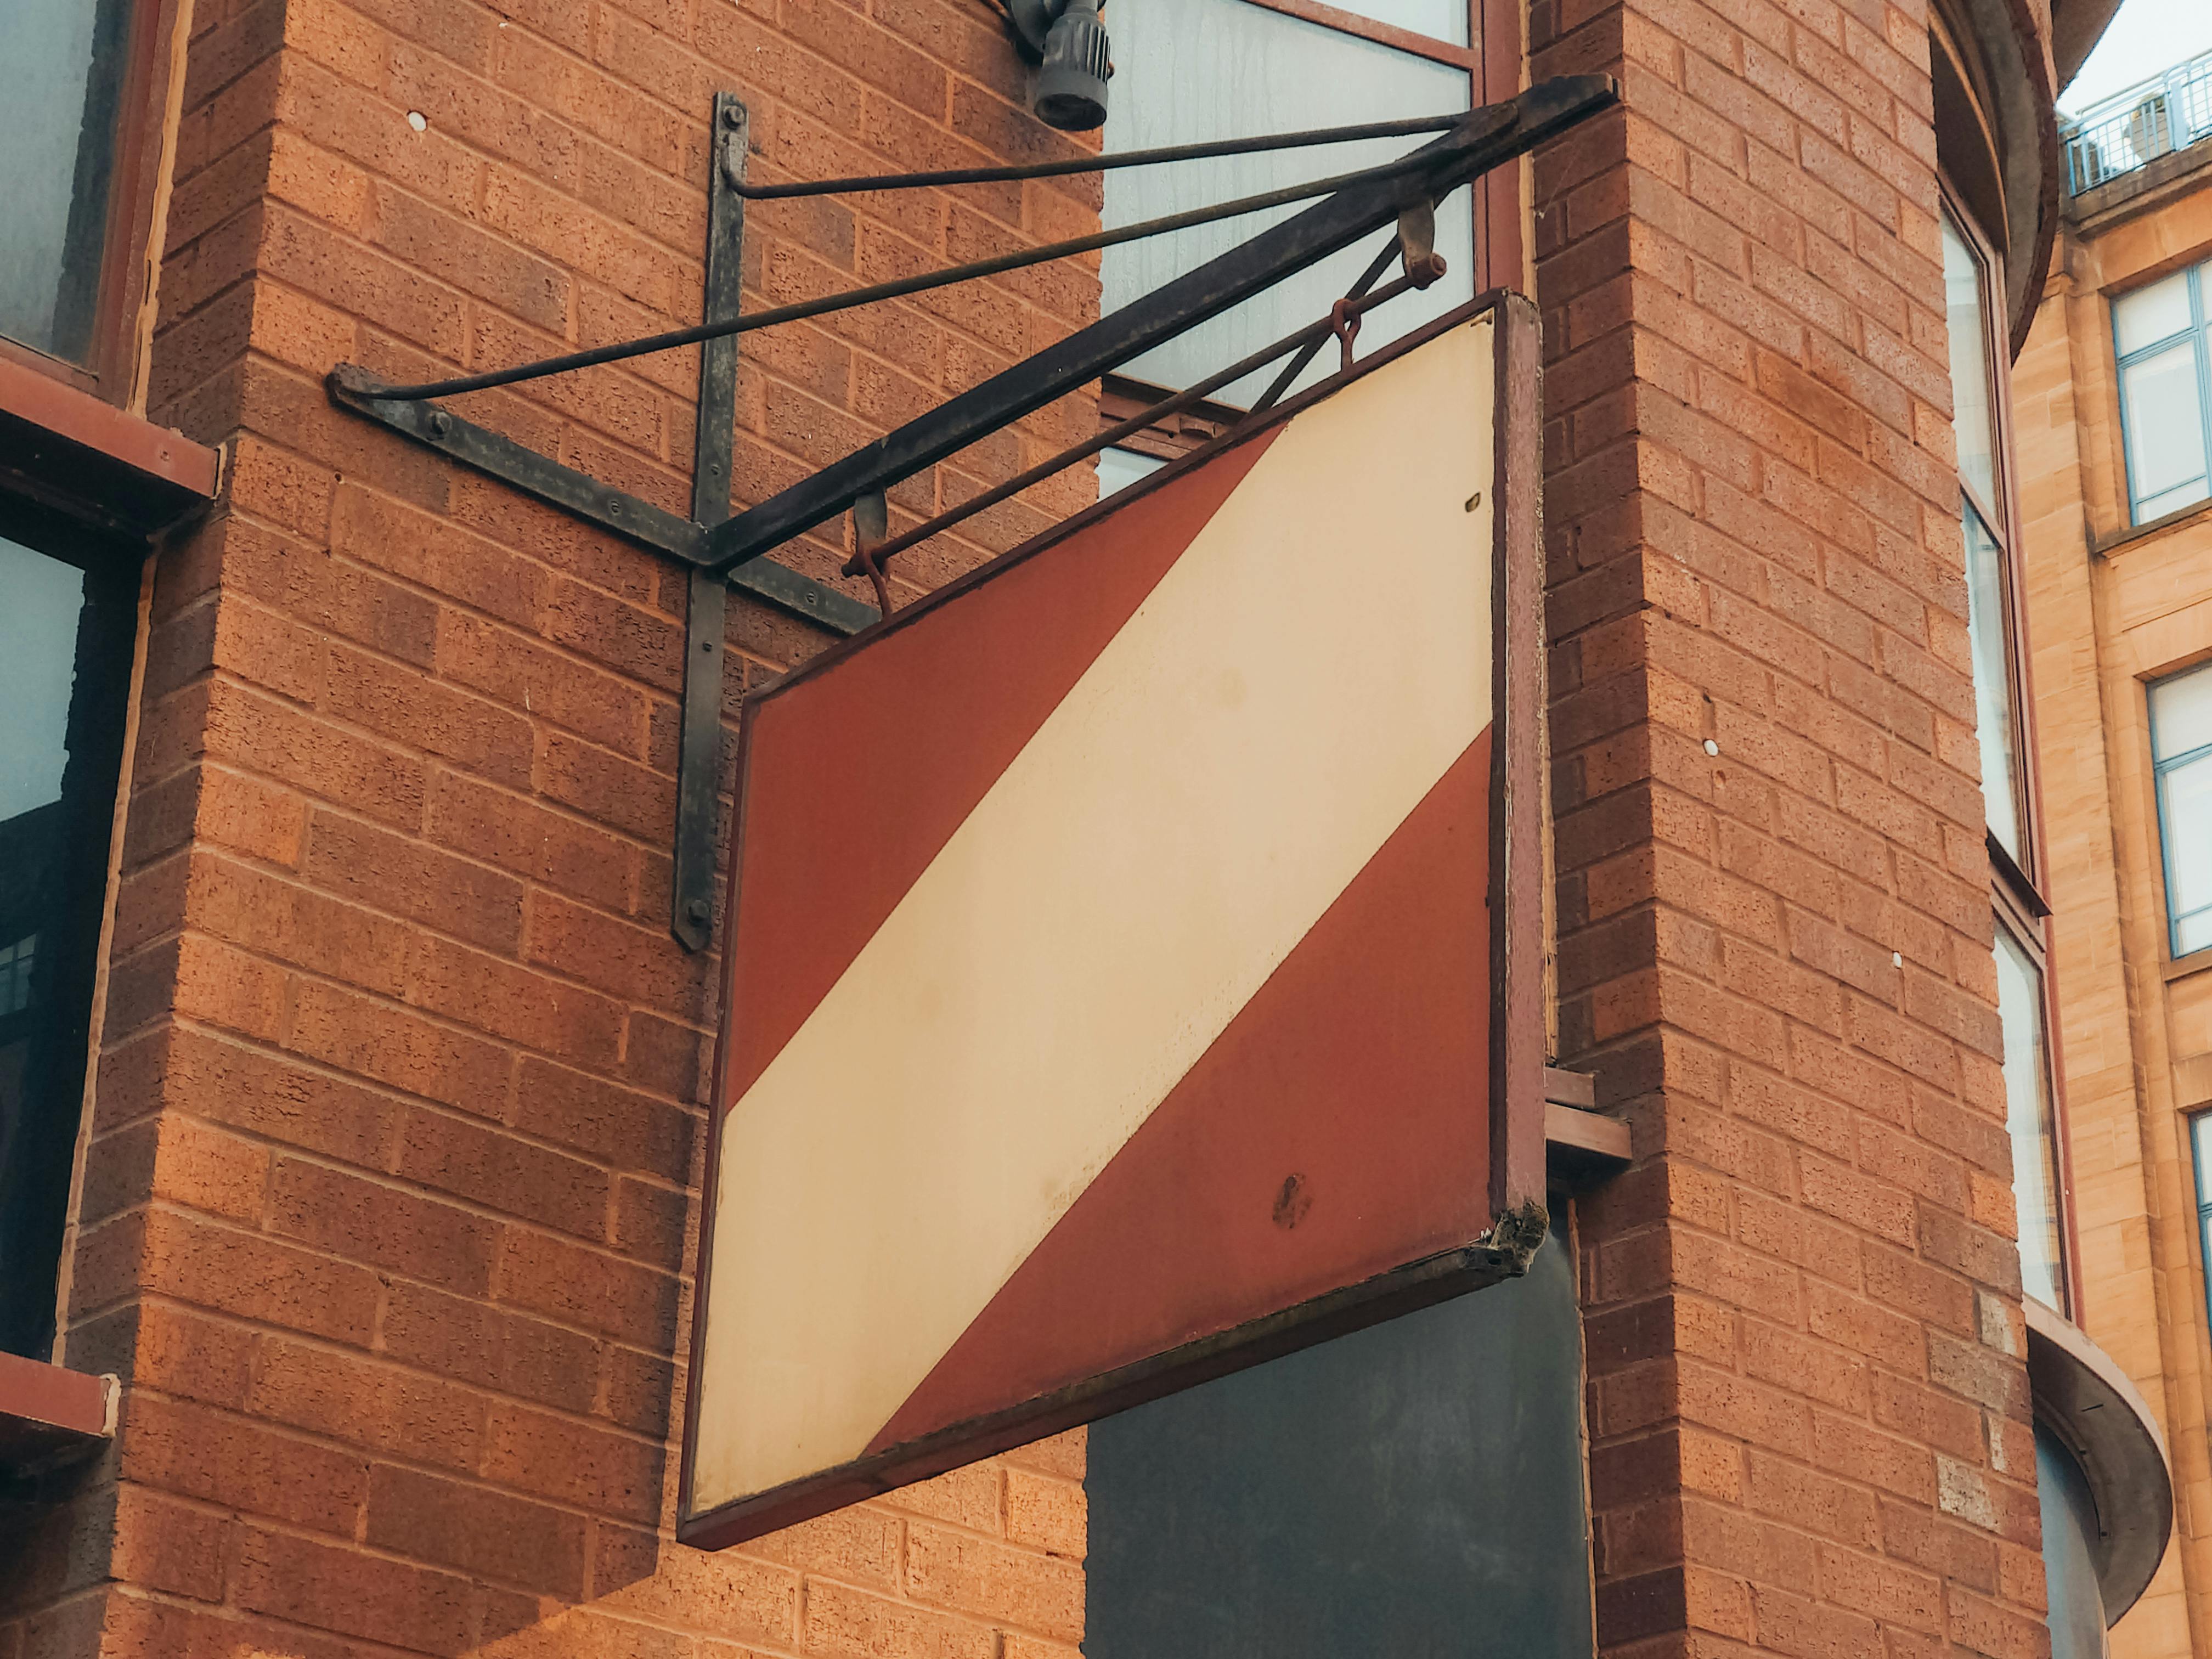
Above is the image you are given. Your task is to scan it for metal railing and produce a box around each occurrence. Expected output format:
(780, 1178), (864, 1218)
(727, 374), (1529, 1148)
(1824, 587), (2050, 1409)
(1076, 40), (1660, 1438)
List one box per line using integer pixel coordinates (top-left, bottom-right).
(2064, 48), (2212, 195)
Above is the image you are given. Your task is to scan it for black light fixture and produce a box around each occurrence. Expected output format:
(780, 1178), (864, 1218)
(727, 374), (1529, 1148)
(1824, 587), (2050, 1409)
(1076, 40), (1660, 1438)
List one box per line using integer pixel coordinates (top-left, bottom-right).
(1006, 0), (1112, 132)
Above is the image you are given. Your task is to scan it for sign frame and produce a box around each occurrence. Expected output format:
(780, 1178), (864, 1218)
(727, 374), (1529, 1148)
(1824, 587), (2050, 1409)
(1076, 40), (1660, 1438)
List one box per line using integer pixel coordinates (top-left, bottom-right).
(678, 290), (1548, 1550)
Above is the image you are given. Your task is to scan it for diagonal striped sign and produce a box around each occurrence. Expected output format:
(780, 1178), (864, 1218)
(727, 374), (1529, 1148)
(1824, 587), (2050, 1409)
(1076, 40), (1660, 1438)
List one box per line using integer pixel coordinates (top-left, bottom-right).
(680, 298), (1548, 1549)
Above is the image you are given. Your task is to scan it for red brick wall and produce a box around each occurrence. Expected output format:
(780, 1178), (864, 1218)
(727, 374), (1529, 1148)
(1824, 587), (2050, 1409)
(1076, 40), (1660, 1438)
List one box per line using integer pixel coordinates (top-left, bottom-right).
(1532, 0), (2051, 1652)
(0, 0), (1097, 1654)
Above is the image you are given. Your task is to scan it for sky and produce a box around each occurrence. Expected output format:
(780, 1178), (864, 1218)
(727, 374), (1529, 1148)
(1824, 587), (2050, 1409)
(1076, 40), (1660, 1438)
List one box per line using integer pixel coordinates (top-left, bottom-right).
(2059, 0), (2212, 116)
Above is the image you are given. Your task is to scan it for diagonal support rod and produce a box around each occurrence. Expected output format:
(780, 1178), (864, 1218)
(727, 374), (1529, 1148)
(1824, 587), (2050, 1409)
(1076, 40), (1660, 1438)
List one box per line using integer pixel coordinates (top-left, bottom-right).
(704, 75), (1616, 577)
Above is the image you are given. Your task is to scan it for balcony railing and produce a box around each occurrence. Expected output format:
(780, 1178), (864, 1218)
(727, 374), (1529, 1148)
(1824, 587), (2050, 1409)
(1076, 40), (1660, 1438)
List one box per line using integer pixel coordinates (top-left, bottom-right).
(2064, 49), (2212, 195)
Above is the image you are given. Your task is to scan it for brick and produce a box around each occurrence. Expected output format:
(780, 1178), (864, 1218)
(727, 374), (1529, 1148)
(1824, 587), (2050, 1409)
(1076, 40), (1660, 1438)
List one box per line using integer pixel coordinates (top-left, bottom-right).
(494, 1227), (678, 1350)
(234, 1525), (473, 1655)
(246, 1336), (486, 1472)
(482, 1402), (663, 1522)
(904, 1522), (1084, 1641)
(381, 1280), (601, 1414)
(121, 1395), (366, 1537)
(364, 1464), (589, 1596)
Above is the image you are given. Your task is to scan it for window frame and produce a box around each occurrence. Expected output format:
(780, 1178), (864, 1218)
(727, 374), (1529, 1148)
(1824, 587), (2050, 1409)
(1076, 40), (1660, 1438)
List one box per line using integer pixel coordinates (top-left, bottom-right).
(1945, 190), (2053, 906)
(2110, 259), (2212, 529)
(1942, 182), (2084, 1316)
(0, 0), (188, 405)
(2149, 659), (2212, 965)
(0, 492), (145, 1359)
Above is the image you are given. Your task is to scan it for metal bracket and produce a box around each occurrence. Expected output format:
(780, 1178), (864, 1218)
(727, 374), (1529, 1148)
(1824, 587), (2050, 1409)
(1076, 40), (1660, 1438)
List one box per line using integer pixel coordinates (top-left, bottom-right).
(326, 75), (1619, 953)
(673, 93), (748, 953)
(328, 92), (875, 954)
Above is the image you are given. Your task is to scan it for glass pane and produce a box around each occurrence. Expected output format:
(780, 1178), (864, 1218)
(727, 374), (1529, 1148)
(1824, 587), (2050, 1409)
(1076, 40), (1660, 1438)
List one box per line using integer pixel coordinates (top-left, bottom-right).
(2193, 1113), (2212, 1205)
(2138, 477), (2212, 523)
(1962, 503), (2024, 861)
(2151, 660), (2212, 760)
(0, 533), (136, 1358)
(0, 0), (133, 363)
(1097, 445), (1168, 499)
(1942, 213), (1998, 511)
(2113, 268), (2193, 356)
(1103, 0), (1475, 405)
(2120, 343), (2209, 517)
(2161, 752), (2212, 929)
(1318, 0), (1471, 45)
(1994, 928), (2065, 1312)
(2181, 907), (2212, 958)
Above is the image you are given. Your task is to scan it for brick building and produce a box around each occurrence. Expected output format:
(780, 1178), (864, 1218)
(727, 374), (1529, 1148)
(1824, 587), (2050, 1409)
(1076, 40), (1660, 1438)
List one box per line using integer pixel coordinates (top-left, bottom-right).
(2016, 49), (2212, 1656)
(0, 0), (2179, 1657)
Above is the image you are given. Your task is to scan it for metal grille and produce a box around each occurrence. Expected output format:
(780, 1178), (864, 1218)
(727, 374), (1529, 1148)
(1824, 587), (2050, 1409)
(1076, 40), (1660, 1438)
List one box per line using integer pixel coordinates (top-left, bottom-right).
(2065, 49), (2212, 194)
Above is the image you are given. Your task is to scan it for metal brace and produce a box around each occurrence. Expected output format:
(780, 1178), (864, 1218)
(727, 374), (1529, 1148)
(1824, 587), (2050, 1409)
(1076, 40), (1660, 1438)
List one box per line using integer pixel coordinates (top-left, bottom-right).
(327, 93), (875, 953)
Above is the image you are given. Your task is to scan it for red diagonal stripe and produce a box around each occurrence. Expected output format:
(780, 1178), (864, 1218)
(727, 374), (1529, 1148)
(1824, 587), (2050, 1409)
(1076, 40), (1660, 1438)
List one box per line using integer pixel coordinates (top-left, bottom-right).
(723, 435), (1283, 1108)
(864, 729), (1494, 1454)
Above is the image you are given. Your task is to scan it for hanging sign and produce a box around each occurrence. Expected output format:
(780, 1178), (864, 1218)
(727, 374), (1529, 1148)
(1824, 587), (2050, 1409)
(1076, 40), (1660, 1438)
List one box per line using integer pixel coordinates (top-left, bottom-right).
(680, 295), (1548, 1549)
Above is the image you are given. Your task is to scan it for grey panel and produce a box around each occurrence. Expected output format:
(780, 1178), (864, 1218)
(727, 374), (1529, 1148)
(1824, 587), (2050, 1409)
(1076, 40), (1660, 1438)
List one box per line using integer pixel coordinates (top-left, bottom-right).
(1086, 1212), (1594, 1658)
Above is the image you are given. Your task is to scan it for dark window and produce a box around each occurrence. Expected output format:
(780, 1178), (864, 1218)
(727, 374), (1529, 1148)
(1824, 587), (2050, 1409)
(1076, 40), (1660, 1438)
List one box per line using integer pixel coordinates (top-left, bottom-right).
(0, 507), (138, 1358)
(0, 0), (138, 369)
(1085, 1210), (1594, 1658)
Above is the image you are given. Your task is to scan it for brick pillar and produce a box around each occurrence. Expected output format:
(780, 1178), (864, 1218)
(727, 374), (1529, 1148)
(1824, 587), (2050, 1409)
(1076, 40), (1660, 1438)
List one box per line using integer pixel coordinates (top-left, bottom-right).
(0, 0), (1097, 1654)
(1532, 0), (2048, 1652)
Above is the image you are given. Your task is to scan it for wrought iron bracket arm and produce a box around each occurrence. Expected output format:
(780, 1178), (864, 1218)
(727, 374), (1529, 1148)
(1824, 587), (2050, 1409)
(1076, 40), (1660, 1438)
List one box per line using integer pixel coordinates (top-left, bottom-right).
(701, 75), (1615, 577)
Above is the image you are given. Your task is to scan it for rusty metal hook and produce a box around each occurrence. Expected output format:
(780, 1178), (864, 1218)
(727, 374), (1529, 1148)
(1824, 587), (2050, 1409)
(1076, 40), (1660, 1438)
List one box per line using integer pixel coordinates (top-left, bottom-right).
(851, 491), (895, 619)
(1329, 297), (1363, 373)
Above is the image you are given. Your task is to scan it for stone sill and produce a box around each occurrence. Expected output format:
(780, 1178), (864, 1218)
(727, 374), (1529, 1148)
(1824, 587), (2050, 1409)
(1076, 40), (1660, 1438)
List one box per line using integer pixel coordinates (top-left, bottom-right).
(0, 1349), (117, 1478)
(2092, 495), (2212, 560)
(2160, 944), (2212, 985)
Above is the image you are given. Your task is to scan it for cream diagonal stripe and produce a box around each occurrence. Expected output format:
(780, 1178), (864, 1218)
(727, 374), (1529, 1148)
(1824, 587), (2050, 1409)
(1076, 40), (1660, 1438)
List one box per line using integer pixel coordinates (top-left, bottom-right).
(693, 316), (1499, 1509)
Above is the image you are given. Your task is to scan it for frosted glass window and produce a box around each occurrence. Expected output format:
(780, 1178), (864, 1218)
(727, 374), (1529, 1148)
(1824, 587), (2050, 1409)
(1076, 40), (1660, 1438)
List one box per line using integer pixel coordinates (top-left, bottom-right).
(1942, 214), (1998, 511)
(1962, 503), (2023, 861)
(2115, 269), (2192, 355)
(1097, 446), (1169, 499)
(0, 0), (133, 364)
(1995, 928), (2065, 1312)
(2114, 262), (2212, 526)
(2153, 662), (2212, 958)
(1102, 0), (1475, 405)
(1324, 0), (1471, 45)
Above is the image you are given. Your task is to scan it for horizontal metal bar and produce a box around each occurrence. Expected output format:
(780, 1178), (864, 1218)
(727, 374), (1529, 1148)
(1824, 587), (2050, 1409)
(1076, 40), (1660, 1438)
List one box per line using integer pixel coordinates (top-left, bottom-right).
(848, 246), (1425, 577)
(707, 75), (1616, 577)
(735, 115), (1465, 199)
(334, 145), (1457, 405)
(328, 369), (877, 635)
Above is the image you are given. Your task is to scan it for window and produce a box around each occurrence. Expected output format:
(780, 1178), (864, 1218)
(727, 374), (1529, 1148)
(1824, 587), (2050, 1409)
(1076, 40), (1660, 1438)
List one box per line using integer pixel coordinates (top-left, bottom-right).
(1100, 0), (1480, 407)
(1994, 927), (2065, 1308)
(1945, 212), (2031, 866)
(2112, 261), (2212, 526)
(0, 0), (178, 397)
(0, 519), (139, 1358)
(2152, 661), (2212, 959)
(1942, 200), (2072, 1312)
